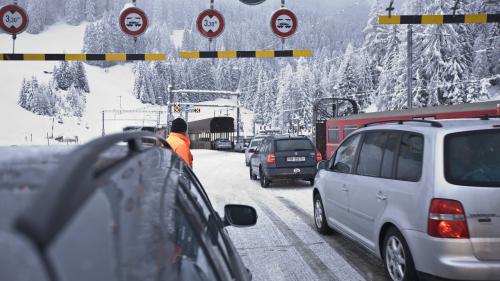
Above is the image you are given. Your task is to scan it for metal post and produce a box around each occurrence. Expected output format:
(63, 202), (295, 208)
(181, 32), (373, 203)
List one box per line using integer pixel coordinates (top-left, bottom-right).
(281, 0), (285, 7)
(210, 0), (214, 9)
(407, 25), (413, 109)
(102, 111), (105, 136)
(167, 85), (172, 132)
(12, 34), (16, 54)
(236, 93), (241, 141)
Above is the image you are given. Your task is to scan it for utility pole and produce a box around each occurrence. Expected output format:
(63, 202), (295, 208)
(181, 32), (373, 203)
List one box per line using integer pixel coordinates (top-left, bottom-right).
(102, 111), (105, 136)
(407, 25), (413, 109)
(236, 93), (241, 141)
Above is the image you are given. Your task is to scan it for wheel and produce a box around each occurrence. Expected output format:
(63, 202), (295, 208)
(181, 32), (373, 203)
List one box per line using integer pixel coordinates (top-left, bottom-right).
(259, 168), (270, 188)
(313, 193), (332, 234)
(245, 160), (250, 167)
(249, 167), (257, 180)
(382, 228), (418, 281)
(308, 179), (315, 186)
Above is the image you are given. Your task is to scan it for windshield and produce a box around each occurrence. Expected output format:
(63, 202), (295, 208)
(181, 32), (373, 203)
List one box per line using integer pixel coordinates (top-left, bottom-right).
(249, 139), (262, 148)
(275, 139), (314, 152)
(445, 129), (500, 187)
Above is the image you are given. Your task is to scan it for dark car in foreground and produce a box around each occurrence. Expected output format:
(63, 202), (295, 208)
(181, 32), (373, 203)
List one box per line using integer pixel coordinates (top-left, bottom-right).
(0, 132), (257, 281)
(249, 135), (322, 188)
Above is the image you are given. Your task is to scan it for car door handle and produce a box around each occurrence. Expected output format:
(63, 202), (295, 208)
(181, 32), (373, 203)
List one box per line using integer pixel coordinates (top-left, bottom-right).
(376, 192), (387, 201)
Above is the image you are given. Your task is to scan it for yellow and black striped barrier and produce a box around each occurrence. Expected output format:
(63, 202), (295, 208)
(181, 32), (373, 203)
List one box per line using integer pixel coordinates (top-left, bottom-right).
(180, 50), (313, 59)
(379, 14), (500, 25)
(0, 53), (166, 61)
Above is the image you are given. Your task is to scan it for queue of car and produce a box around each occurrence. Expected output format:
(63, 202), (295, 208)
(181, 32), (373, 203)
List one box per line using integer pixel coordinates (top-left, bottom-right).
(243, 119), (500, 281)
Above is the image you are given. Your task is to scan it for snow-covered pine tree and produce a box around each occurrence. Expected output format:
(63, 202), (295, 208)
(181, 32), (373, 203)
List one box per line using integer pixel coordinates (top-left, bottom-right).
(26, 0), (47, 34)
(335, 44), (361, 115)
(66, 86), (86, 117)
(84, 0), (98, 22)
(53, 61), (73, 90)
(71, 61), (90, 93)
(65, 0), (85, 25)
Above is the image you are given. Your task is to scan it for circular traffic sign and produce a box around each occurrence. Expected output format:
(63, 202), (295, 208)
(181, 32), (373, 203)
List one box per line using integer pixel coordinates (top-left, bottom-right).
(270, 8), (298, 38)
(239, 0), (266, 5)
(0, 5), (29, 35)
(119, 7), (148, 37)
(197, 9), (225, 39)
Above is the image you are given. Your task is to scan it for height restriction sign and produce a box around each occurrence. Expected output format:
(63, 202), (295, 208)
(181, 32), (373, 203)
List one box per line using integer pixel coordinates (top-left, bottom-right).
(197, 9), (225, 39)
(0, 4), (29, 35)
(119, 6), (148, 37)
(271, 8), (298, 38)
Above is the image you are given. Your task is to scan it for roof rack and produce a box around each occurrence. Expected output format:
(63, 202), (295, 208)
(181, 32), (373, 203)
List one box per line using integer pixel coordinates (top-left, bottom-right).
(364, 119), (443, 128)
(15, 131), (170, 253)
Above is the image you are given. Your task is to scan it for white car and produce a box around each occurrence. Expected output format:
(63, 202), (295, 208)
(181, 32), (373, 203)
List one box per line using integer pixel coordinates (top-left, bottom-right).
(313, 119), (500, 281)
(245, 137), (265, 166)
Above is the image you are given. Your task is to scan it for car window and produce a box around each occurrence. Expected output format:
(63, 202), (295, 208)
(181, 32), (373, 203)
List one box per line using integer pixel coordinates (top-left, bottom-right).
(175, 203), (219, 281)
(250, 139), (262, 148)
(356, 132), (387, 177)
(396, 133), (424, 182)
(445, 129), (500, 187)
(180, 167), (233, 277)
(380, 132), (400, 178)
(328, 127), (340, 144)
(275, 139), (314, 152)
(333, 134), (361, 174)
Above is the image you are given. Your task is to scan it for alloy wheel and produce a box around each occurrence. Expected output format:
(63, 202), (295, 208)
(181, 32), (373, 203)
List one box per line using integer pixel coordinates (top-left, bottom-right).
(314, 199), (323, 228)
(385, 236), (406, 281)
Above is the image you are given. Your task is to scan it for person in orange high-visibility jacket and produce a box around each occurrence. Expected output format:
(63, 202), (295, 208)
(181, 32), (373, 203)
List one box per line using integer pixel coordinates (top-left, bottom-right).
(167, 118), (193, 167)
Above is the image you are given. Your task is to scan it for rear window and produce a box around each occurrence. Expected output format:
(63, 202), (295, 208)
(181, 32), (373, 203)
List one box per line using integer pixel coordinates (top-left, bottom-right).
(445, 129), (500, 187)
(275, 139), (314, 152)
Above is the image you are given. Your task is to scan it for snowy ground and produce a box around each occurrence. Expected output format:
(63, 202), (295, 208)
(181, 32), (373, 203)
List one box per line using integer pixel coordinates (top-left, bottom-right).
(193, 150), (389, 281)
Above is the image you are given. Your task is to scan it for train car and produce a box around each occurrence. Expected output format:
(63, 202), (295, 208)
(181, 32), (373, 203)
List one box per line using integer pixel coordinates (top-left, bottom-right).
(323, 100), (500, 159)
(188, 117), (235, 149)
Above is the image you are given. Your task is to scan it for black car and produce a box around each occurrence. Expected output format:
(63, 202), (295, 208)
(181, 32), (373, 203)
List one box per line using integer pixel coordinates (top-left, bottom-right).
(0, 132), (257, 281)
(249, 135), (321, 188)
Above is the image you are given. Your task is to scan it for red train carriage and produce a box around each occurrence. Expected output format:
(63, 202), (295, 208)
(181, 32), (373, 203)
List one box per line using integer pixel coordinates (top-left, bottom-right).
(324, 100), (500, 159)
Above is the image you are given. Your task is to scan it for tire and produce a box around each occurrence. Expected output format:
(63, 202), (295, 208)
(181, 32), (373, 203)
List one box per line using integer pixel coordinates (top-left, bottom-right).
(308, 179), (315, 186)
(382, 228), (418, 281)
(249, 167), (257, 180)
(259, 168), (270, 188)
(313, 193), (332, 234)
(245, 160), (250, 167)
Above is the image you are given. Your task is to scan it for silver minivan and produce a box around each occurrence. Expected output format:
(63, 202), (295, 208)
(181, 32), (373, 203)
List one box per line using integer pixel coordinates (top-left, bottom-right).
(313, 119), (500, 281)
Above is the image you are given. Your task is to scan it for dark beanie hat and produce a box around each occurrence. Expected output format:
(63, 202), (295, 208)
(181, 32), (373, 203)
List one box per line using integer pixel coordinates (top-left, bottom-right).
(171, 118), (187, 133)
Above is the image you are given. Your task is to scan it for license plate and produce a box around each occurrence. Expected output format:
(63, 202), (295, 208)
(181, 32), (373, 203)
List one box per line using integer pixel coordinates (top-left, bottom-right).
(287, 157), (305, 162)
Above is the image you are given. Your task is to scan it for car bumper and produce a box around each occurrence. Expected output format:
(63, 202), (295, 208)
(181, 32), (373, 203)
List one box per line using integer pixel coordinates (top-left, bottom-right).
(403, 229), (500, 280)
(264, 167), (317, 180)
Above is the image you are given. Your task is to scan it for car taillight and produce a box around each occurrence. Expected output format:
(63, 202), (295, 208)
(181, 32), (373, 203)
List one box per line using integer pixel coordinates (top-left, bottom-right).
(266, 153), (276, 164)
(428, 199), (469, 239)
(316, 151), (322, 161)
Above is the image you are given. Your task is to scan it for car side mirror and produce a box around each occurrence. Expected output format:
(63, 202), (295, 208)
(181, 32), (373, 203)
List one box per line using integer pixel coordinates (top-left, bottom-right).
(248, 148), (256, 153)
(317, 160), (329, 171)
(223, 205), (257, 228)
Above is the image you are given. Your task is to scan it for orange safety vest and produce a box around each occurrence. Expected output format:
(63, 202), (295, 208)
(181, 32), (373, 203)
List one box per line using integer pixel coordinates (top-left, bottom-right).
(167, 132), (193, 167)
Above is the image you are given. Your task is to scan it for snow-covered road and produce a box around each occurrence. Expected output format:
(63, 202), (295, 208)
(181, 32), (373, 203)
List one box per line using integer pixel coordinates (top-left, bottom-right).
(193, 150), (389, 281)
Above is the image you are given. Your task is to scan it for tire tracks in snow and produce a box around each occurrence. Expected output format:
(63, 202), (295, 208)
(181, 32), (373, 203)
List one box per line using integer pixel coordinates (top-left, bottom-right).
(275, 196), (389, 281)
